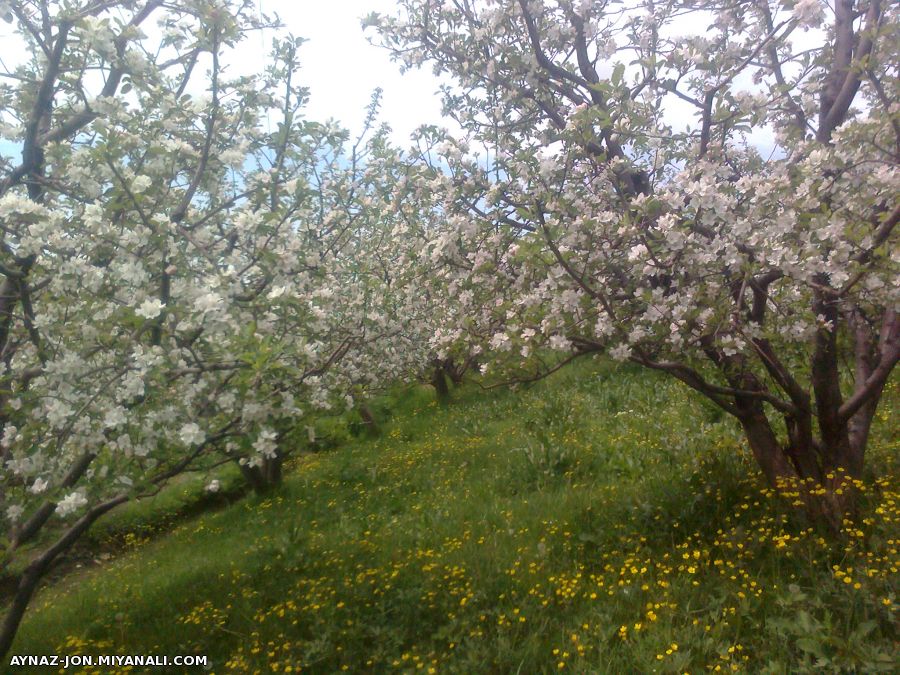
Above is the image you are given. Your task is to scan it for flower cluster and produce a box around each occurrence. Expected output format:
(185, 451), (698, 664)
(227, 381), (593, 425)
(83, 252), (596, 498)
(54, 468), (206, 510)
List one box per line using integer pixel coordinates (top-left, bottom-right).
(372, 0), (899, 497)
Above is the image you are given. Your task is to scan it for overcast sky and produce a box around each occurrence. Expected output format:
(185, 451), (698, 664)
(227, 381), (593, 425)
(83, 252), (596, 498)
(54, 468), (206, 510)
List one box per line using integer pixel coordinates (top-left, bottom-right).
(238, 1), (777, 153)
(0, 1), (448, 158)
(0, 1), (782, 158)
(262, 0), (447, 143)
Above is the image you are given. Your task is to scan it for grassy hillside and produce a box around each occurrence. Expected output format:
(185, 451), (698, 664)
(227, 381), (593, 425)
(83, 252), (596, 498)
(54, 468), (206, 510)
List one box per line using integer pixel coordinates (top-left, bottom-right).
(11, 360), (899, 674)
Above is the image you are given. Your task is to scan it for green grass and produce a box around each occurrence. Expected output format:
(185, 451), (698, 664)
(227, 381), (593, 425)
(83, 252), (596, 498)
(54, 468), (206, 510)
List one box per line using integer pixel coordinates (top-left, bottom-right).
(10, 360), (899, 674)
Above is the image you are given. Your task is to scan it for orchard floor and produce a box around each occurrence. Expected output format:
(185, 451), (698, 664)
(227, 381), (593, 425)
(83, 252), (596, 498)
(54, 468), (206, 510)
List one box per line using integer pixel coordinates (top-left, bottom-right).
(11, 361), (899, 674)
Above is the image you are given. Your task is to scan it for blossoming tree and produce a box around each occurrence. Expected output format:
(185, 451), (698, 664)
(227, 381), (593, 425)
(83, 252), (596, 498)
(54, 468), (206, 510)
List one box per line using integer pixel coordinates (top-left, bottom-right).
(372, 0), (898, 521)
(0, 0), (425, 655)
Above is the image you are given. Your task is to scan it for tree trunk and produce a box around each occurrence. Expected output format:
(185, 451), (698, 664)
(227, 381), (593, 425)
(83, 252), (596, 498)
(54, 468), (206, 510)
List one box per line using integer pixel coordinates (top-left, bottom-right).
(735, 396), (852, 532)
(358, 404), (379, 435)
(811, 291), (855, 472)
(238, 455), (284, 495)
(431, 363), (450, 400)
(737, 404), (796, 487)
(263, 455), (282, 488)
(0, 494), (127, 660)
(442, 358), (464, 386)
(844, 307), (886, 477)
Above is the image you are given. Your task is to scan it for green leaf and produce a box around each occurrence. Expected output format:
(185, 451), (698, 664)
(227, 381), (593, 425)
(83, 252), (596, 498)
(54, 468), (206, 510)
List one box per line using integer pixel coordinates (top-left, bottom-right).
(796, 637), (826, 658)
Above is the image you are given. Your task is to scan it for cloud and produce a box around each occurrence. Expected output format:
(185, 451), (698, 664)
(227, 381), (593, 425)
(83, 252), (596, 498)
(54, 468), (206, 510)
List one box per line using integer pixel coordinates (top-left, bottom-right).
(0, 1), (449, 150)
(261, 0), (449, 145)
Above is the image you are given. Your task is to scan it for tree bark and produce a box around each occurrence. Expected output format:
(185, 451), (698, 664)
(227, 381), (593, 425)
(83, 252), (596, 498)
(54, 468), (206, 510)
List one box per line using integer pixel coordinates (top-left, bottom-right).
(263, 455), (283, 488)
(736, 403), (795, 487)
(811, 291), (853, 472)
(431, 362), (450, 400)
(845, 308), (879, 476)
(238, 456), (284, 495)
(442, 358), (465, 386)
(358, 404), (379, 435)
(0, 494), (128, 659)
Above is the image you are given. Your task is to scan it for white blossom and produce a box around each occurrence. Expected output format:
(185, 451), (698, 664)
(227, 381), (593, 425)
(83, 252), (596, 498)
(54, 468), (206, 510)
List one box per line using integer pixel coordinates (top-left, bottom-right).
(792, 0), (825, 29)
(610, 344), (633, 362)
(6, 504), (24, 523)
(179, 422), (205, 446)
(103, 406), (128, 429)
(57, 491), (88, 517)
(131, 175), (152, 194)
(29, 477), (49, 495)
(136, 298), (165, 319)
